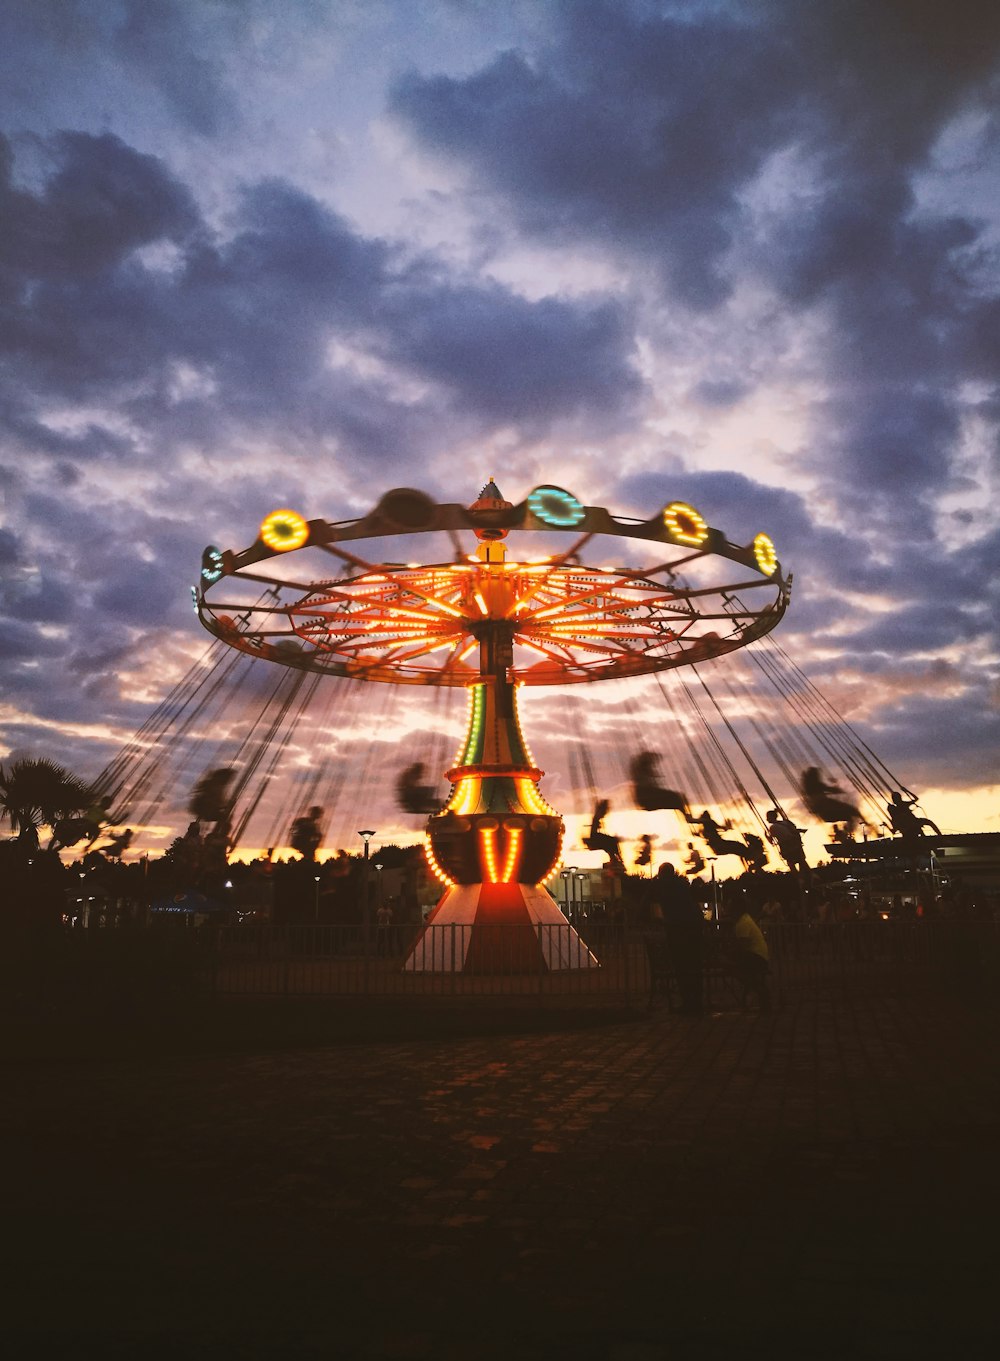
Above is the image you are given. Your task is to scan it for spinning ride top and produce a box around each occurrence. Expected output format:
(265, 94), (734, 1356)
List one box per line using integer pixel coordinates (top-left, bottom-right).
(195, 479), (791, 969)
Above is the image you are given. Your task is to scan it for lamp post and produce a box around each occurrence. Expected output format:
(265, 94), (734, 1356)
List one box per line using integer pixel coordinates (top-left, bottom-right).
(358, 830), (376, 938)
(561, 868), (572, 917)
(565, 866), (578, 921)
(708, 858), (719, 924)
(314, 873), (321, 923)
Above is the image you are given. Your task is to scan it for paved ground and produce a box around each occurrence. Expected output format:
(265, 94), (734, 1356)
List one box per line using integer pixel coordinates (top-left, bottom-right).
(4, 992), (999, 1359)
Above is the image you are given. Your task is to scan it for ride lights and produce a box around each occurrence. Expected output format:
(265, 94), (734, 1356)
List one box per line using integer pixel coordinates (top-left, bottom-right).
(512, 688), (540, 768)
(449, 777), (481, 816)
(200, 545), (225, 584)
(501, 826), (523, 883)
(422, 835), (456, 887)
(527, 485), (586, 528)
(479, 822), (501, 883)
(753, 533), (778, 576)
(514, 778), (554, 816)
(663, 501), (708, 547)
(474, 819), (524, 884)
(260, 509), (310, 552)
(459, 685), (486, 765)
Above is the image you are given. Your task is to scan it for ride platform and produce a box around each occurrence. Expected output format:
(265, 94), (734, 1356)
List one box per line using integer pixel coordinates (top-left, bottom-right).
(403, 881), (598, 974)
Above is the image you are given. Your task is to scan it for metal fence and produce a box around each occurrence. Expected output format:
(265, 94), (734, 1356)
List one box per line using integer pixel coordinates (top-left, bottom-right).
(205, 918), (1000, 1007)
(761, 918), (1000, 998)
(206, 921), (645, 1008)
(12, 919), (994, 1026)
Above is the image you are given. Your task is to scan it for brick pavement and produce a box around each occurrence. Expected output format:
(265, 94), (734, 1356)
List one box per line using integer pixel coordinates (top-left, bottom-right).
(4, 994), (999, 1359)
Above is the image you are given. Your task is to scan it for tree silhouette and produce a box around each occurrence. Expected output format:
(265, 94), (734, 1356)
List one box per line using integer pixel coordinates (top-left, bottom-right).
(0, 757), (94, 848)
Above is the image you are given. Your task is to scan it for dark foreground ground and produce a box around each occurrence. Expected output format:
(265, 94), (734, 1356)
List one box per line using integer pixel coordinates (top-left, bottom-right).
(4, 991), (999, 1360)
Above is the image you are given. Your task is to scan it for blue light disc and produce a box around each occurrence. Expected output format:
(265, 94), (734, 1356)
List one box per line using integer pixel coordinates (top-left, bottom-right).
(201, 546), (224, 584)
(527, 486), (585, 528)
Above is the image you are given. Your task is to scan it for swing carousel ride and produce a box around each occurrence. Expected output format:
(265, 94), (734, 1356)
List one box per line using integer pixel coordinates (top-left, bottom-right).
(192, 480), (791, 969)
(60, 475), (958, 959)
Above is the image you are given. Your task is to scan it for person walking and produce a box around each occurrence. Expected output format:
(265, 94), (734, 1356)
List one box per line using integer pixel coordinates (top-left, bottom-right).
(375, 900), (394, 957)
(727, 900), (771, 1013)
(655, 863), (706, 1015)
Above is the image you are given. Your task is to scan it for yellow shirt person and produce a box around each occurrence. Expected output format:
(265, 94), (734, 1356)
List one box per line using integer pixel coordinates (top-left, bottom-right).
(733, 909), (769, 961)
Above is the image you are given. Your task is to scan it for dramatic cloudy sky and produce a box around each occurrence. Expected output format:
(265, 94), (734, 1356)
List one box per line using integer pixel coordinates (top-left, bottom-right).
(1, 0), (998, 862)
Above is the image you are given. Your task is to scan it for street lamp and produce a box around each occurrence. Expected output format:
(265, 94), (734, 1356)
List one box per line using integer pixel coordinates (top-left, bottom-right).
(564, 865), (578, 919)
(560, 868), (572, 916)
(314, 873), (321, 923)
(576, 871), (587, 917)
(358, 830), (376, 934)
(707, 858), (719, 923)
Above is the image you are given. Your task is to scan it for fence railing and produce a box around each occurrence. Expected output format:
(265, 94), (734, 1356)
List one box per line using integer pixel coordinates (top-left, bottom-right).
(208, 918), (1000, 1003)
(761, 918), (999, 994)
(6, 919), (996, 1023)
(207, 921), (644, 1006)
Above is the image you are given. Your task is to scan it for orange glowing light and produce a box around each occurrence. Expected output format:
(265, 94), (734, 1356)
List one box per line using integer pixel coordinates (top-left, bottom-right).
(500, 828), (522, 883)
(422, 834), (455, 886)
(449, 778), (481, 815)
(480, 826), (500, 883)
(514, 778), (554, 815)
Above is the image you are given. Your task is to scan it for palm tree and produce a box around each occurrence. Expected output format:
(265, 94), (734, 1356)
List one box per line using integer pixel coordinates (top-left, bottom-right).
(0, 757), (95, 848)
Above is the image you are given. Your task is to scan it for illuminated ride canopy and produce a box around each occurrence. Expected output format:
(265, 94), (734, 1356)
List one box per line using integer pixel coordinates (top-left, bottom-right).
(197, 485), (788, 687)
(195, 482), (790, 970)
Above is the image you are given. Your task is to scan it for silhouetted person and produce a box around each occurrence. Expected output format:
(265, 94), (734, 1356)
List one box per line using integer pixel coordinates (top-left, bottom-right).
(50, 795), (112, 850)
(171, 820), (203, 878)
(655, 863), (705, 1014)
(397, 762), (441, 814)
(742, 832), (766, 872)
(800, 766), (862, 832)
(635, 834), (653, 868)
(726, 902), (771, 1013)
(629, 751), (690, 817)
(888, 791), (941, 839)
(290, 805), (324, 861)
(101, 828), (133, 859)
(683, 841), (705, 876)
(685, 631), (722, 661)
(189, 767), (236, 825)
(375, 900), (393, 956)
(766, 809), (808, 874)
(49, 816), (95, 850)
(84, 794), (112, 826)
(202, 815), (231, 873)
(584, 799), (624, 869)
(695, 811), (748, 859)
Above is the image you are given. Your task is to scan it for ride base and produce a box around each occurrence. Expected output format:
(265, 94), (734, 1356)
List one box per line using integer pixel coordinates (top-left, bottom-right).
(405, 661), (597, 973)
(404, 882), (596, 974)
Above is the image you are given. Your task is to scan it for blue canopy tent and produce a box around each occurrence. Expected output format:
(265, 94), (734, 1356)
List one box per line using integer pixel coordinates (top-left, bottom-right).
(149, 890), (226, 919)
